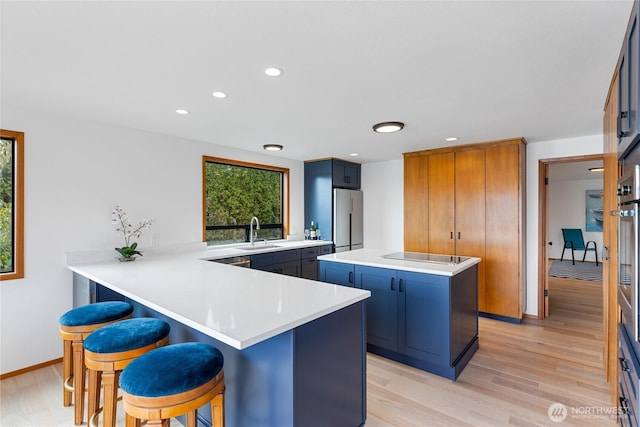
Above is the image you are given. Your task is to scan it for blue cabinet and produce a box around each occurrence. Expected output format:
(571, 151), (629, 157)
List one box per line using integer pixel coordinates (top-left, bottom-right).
(324, 262), (479, 380)
(332, 159), (361, 189)
(618, 1), (640, 158)
(355, 266), (398, 350)
(251, 249), (300, 277)
(304, 158), (361, 242)
(319, 260), (355, 287)
(300, 245), (333, 280)
(397, 270), (449, 364)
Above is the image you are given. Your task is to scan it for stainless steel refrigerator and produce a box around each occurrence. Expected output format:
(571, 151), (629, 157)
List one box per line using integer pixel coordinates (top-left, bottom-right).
(333, 188), (363, 253)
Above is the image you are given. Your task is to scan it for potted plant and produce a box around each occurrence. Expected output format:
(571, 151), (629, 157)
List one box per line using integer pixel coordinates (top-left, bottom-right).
(112, 205), (155, 261)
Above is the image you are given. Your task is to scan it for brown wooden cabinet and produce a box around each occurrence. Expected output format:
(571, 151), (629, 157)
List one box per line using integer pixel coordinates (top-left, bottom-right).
(403, 138), (525, 320)
(603, 68), (620, 408)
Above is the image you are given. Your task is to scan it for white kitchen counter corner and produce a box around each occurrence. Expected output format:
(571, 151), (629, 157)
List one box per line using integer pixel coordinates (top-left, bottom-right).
(317, 248), (481, 276)
(66, 242), (370, 350)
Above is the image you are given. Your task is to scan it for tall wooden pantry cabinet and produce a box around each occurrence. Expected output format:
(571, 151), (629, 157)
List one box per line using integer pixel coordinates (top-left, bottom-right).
(403, 138), (526, 321)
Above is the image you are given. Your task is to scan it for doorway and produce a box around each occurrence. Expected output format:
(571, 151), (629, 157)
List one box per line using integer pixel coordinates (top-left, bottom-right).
(538, 154), (604, 318)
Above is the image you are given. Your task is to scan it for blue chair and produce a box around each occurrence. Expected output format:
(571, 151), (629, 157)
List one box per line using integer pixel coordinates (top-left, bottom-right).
(120, 342), (225, 427)
(83, 317), (171, 427)
(561, 228), (598, 266)
(59, 301), (134, 425)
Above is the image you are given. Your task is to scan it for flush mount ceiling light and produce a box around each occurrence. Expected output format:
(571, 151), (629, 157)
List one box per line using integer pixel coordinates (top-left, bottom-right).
(175, 109), (190, 115)
(589, 167), (604, 172)
(373, 121), (404, 133)
(445, 137), (459, 142)
(350, 153), (360, 157)
(212, 91), (227, 99)
(264, 67), (283, 77)
(263, 144), (283, 151)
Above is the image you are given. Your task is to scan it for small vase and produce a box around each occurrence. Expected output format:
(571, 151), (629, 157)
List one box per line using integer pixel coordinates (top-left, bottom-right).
(117, 256), (137, 262)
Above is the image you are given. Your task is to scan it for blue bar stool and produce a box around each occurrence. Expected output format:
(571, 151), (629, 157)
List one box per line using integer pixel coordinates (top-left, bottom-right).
(120, 342), (225, 427)
(59, 301), (134, 425)
(83, 317), (171, 427)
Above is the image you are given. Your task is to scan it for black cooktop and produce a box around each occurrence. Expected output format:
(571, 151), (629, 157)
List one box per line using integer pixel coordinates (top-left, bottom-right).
(382, 251), (470, 265)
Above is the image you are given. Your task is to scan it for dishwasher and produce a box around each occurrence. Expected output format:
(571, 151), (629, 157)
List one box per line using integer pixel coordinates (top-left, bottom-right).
(210, 256), (251, 268)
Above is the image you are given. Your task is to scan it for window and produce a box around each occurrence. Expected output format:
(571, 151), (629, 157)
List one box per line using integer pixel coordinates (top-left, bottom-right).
(203, 156), (289, 245)
(1, 129), (24, 280)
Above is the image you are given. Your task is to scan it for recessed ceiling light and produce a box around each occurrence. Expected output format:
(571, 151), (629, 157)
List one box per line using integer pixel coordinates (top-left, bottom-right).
(175, 109), (189, 115)
(589, 167), (604, 172)
(373, 122), (404, 133)
(263, 144), (283, 151)
(445, 137), (459, 142)
(212, 91), (227, 99)
(264, 67), (283, 77)
(350, 153), (360, 157)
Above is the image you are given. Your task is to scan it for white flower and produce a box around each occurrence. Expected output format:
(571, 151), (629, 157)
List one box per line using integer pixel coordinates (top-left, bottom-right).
(112, 205), (156, 247)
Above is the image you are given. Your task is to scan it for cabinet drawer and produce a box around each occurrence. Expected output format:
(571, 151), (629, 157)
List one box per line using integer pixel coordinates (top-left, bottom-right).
(319, 244), (333, 255)
(300, 246), (320, 259)
(620, 323), (640, 424)
(251, 249), (300, 268)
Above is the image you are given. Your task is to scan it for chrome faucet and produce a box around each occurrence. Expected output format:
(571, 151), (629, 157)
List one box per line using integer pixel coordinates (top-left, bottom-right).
(249, 216), (260, 246)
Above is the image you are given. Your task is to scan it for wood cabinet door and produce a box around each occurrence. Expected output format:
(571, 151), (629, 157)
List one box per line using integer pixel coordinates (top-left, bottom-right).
(404, 155), (430, 252)
(428, 153), (455, 254)
(454, 149), (486, 310)
(484, 142), (522, 318)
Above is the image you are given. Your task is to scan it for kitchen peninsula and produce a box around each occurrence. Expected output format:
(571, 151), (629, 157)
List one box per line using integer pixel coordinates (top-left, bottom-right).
(318, 248), (480, 380)
(67, 241), (370, 427)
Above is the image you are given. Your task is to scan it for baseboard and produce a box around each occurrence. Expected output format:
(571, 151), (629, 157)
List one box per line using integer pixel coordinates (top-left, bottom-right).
(0, 357), (62, 380)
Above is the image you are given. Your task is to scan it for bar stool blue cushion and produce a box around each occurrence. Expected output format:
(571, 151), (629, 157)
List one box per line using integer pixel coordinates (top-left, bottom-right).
(59, 301), (133, 327)
(84, 318), (171, 354)
(120, 343), (224, 398)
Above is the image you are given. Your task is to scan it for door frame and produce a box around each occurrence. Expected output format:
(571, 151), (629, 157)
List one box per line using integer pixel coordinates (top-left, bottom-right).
(537, 153), (604, 319)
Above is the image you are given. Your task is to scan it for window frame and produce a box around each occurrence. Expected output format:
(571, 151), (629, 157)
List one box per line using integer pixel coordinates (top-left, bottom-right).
(1, 129), (24, 281)
(202, 156), (290, 244)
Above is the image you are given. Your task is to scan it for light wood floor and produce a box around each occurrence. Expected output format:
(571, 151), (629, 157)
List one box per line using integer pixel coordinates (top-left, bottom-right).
(1, 276), (614, 426)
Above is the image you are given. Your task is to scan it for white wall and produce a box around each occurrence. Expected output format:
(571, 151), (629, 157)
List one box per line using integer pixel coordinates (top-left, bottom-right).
(525, 135), (603, 316)
(548, 178), (603, 260)
(361, 159), (404, 251)
(0, 105), (305, 374)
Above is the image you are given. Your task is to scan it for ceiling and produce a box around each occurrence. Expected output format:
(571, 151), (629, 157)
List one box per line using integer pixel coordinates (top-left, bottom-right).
(0, 1), (634, 163)
(548, 160), (603, 181)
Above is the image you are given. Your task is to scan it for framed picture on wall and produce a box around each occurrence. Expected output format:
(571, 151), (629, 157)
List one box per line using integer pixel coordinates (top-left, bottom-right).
(585, 189), (603, 232)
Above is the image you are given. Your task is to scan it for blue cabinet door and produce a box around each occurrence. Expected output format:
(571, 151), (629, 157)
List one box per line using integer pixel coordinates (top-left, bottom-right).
(355, 265), (397, 351)
(319, 260), (354, 287)
(397, 271), (450, 365)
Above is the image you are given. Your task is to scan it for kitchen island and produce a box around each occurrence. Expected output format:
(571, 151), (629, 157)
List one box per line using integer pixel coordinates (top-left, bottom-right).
(67, 241), (370, 427)
(318, 248), (480, 380)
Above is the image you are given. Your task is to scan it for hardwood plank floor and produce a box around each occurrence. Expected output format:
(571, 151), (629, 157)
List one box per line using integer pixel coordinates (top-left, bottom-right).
(366, 276), (614, 426)
(1, 276), (615, 426)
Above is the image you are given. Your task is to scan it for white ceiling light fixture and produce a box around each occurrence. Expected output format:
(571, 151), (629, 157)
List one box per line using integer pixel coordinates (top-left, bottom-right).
(212, 91), (227, 99)
(175, 109), (189, 115)
(264, 67), (283, 77)
(263, 144), (283, 151)
(445, 137), (459, 142)
(373, 121), (404, 133)
(589, 166), (604, 172)
(350, 153), (360, 157)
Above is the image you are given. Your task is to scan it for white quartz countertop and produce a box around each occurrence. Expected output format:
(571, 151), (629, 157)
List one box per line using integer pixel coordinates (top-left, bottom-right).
(317, 248), (481, 276)
(66, 240), (369, 350)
